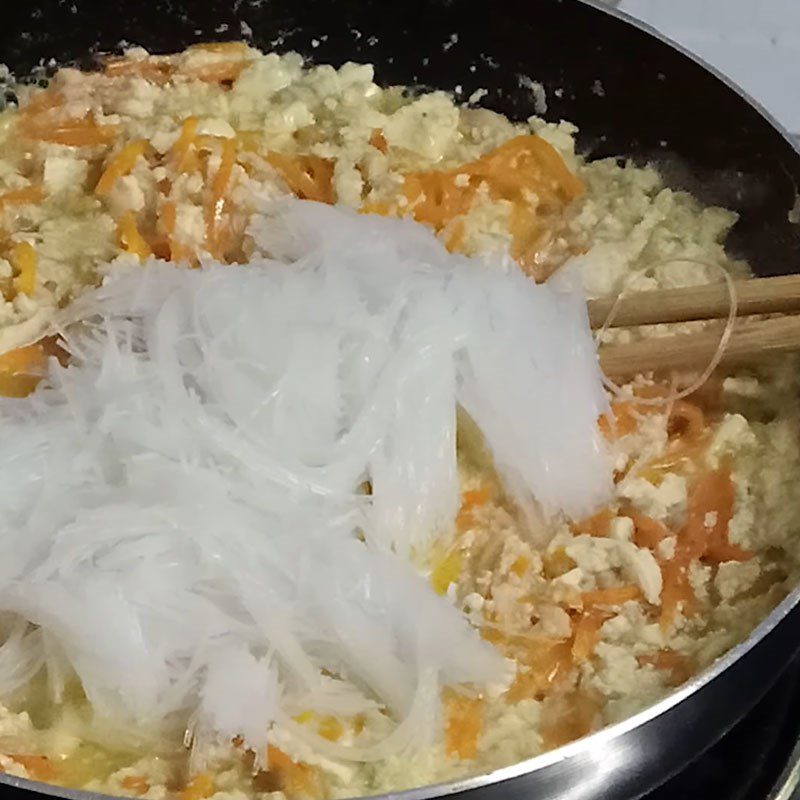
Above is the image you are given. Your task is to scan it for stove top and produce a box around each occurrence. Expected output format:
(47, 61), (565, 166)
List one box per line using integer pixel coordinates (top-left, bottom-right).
(646, 656), (800, 800)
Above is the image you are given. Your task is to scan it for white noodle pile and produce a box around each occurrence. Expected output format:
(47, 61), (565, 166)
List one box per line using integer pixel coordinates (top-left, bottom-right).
(0, 200), (610, 760)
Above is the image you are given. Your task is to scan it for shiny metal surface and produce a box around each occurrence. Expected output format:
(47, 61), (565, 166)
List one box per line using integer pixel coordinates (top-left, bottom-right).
(770, 738), (800, 800)
(1, 1), (800, 800)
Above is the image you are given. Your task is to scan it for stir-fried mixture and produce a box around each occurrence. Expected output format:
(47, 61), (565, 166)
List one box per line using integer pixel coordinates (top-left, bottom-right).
(0, 43), (798, 800)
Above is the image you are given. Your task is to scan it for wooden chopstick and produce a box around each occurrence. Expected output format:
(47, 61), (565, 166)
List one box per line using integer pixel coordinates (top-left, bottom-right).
(599, 315), (800, 379)
(588, 274), (800, 330)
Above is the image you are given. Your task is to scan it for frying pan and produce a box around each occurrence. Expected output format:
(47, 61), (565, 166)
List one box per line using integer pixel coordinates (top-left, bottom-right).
(1, 1), (799, 799)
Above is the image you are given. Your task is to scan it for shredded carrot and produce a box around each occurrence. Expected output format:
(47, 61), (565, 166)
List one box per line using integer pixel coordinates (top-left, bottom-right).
(462, 487), (492, 509)
(265, 746), (322, 798)
(637, 649), (691, 686)
(9, 754), (56, 781)
(540, 688), (600, 751)
(431, 549), (461, 595)
(184, 61), (249, 84)
(455, 488), (492, 532)
(581, 584), (641, 608)
(542, 546), (576, 579)
(266, 152), (335, 204)
(681, 467), (752, 563)
(121, 776), (150, 795)
(502, 637), (573, 702)
(188, 41), (251, 55)
(171, 117), (200, 173)
(95, 139), (148, 196)
(443, 690), (484, 760)
(20, 115), (119, 147)
(638, 433), (711, 484)
(443, 217), (466, 253)
(9, 241), (37, 297)
(390, 134), (583, 274)
(20, 89), (64, 116)
(369, 128), (388, 153)
(117, 212), (152, 261)
(668, 399), (706, 441)
(598, 401), (639, 439)
(205, 138), (238, 258)
(571, 507), (614, 538)
(104, 56), (175, 85)
(180, 772), (214, 800)
(571, 610), (607, 663)
(629, 511), (669, 550)
(402, 170), (476, 230)
(0, 185), (44, 210)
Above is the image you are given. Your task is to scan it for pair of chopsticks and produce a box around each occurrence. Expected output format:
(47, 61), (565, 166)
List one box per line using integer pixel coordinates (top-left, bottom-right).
(589, 274), (800, 379)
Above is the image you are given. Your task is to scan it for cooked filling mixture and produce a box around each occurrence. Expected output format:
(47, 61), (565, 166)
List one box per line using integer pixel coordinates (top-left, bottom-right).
(0, 43), (798, 800)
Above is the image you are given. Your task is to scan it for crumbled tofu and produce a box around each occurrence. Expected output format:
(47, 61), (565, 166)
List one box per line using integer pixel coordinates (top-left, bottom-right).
(382, 92), (460, 162)
(708, 414), (758, 465)
(43, 156), (88, 194)
(657, 535), (677, 561)
(332, 160), (363, 208)
(609, 516), (634, 542)
(617, 543), (662, 605)
(617, 473), (687, 526)
(197, 118), (237, 139)
(108, 174), (146, 215)
(0, 703), (33, 738)
(715, 559), (761, 601)
(688, 560), (713, 602)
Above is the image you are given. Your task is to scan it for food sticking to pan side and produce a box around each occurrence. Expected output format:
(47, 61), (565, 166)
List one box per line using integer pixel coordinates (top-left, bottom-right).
(0, 41), (798, 800)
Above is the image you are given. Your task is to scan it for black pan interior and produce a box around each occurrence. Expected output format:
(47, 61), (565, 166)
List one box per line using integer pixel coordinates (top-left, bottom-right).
(2, 0), (800, 278)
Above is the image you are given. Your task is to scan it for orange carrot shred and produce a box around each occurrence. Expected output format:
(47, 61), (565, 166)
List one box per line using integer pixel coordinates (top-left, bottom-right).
(104, 56), (175, 85)
(668, 400), (706, 441)
(571, 610), (606, 663)
(180, 772), (214, 800)
(571, 507), (614, 538)
(20, 115), (119, 147)
(637, 649), (691, 686)
(388, 134), (583, 273)
(9, 754), (56, 781)
(504, 638), (574, 703)
(121, 776), (150, 795)
(598, 401), (639, 440)
(266, 152), (335, 204)
(9, 241), (37, 297)
(171, 117), (200, 173)
(369, 128), (388, 153)
(540, 688), (600, 750)
(0, 185), (44, 210)
(681, 468), (752, 564)
(184, 61), (249, 84)
(443, 690), (484, 760)
(117, 212), (152, 261)
(95, 139), (149, 196)
(265, 746), (322, 798)
(629, 511), (669, 550)
(205, 138), (238, 259)
(189, 42), (250, 54)
(20, 89), (64, 116)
